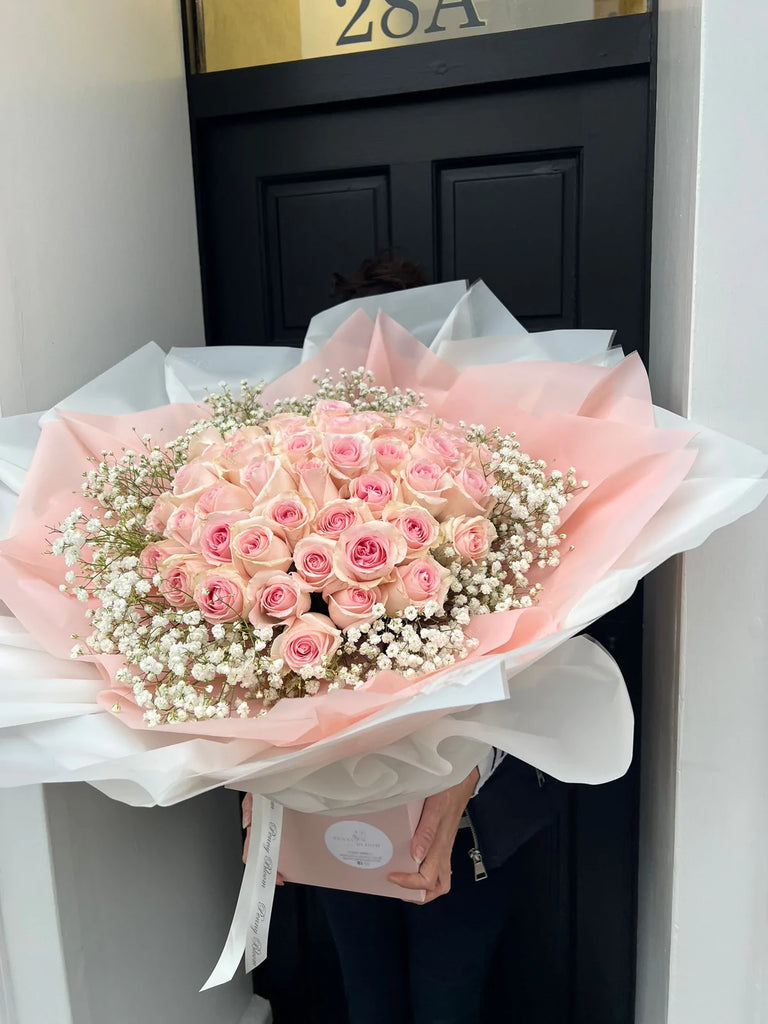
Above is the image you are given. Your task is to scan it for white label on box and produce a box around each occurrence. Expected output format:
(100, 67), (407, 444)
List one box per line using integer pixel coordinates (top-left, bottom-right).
(324, 820), (394, 869)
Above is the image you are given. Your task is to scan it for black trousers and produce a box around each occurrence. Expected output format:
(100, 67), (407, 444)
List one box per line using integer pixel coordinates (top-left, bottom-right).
(316, 826), (519, 1024)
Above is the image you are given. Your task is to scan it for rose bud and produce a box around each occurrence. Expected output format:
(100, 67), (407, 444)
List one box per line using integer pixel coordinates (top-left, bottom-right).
(247, 571), (311, 628)
(240, 454), (296, 502)
(171, 460), (222, 502)
(194, 482), (252, 518)
(346, 472), (399, 514)
(381, 556), (451, 616)
(333, 521), (407, 586)
(441, 466), (495, 519)
(193, 568), (249, 623)
(315, 498), (373, 540)
(158, 553), (207, 609)
(199, 512), (248, 565)
(292, 535), (338, 589)
(399, 458), (451, 517)
(295, 458), (339, 507)
(442, 515), (497, 563)
(256, 492), (316, 547)
(271, 613), (341, 674)
(382, 503), (440, 559)
(325, 584), (382, 630)
(323, 433), (372, 480)
(230, 518), (293, 577)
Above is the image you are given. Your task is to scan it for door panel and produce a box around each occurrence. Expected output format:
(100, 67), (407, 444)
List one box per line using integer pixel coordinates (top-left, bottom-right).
(438, 155), (579, 325)
(197, 72), (649, 358)
(265, 173), (391, 341)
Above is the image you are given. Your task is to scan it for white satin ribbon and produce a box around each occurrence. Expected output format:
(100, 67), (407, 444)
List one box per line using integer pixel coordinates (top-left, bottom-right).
(201, 796), (283, 991)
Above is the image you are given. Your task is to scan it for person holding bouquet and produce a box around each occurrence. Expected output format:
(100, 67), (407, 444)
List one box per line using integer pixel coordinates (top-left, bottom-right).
(243, 256), (567, 1024)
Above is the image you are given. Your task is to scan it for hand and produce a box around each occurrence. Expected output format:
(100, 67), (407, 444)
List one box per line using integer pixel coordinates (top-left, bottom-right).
(387, 767), (479, 904)
(241, 793), (284, 884)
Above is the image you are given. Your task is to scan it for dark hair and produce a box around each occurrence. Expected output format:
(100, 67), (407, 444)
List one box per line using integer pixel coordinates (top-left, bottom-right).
(332, 253), (430, 301)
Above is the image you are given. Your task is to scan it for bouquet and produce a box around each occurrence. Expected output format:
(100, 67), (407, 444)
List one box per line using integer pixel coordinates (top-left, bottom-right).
(1, 281), (765, 986)
(56, 367), (582, 725)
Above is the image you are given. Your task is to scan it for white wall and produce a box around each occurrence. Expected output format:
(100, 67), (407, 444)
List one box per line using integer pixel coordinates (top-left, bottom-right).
(45, 786), (252, 1024)
(0, 0), (205, 416)
(0, 4), (253, 1023)
(639, 1), (768, 1022)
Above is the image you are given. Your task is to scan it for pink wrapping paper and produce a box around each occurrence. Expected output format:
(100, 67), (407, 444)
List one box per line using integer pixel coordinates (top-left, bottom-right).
(0, 310), (699, 751)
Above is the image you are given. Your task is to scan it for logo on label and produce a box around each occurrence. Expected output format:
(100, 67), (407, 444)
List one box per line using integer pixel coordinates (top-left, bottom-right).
(324, 820), (394, 869)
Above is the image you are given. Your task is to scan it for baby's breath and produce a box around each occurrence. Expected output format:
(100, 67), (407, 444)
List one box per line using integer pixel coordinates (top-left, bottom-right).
(50, 371), (580, 726)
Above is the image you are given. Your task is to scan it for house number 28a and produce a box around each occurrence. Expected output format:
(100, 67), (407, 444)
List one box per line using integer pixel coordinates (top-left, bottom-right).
(336, 0), (487, 46)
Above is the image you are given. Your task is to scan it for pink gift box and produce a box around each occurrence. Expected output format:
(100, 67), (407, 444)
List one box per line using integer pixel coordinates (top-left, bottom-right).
(278, 801), (426, 903)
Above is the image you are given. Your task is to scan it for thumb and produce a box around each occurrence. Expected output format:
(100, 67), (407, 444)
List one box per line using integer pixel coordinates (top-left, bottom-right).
(411, 799), (442, 862)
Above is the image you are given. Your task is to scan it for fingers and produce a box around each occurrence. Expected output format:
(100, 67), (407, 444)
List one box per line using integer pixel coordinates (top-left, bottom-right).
(389, 845), (451, 901)
(388, 869), (436, 891)
(241, 792), (252, 829)
(276, 872), (285, 886)
(410, 796), (444, 862)
(422, 879), (451, 905)
(389, 867), (451, 903)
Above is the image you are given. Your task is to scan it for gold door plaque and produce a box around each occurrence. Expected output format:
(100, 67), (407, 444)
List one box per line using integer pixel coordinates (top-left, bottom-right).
(196, 1), (647, 74)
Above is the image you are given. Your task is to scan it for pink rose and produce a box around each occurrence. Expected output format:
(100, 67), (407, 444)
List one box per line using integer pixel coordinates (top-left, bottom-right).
(312, 399), (353, 429)
(139, 540), (187, 576)
(375, 424), (416, 446)
(239, 454), (296, 501)
(333, 521), (407, 585)
(383, 503), (440, 558)
(145, 495), (176, 534)
(227, 426), (270, 446)
(314, 498), (373, 539)
(217, 436), (266, 475)
(202, 427), (270, 468)
(158, 553), (207, 609)
(442, 515), (497, 563)
(323, 433), (372, 480)
(193, 568), (249, 623)
(372, 436), (409, 472)
(292, 535), (338, 589)
(257, 492), (316, 546)
(199, 512), (247, 565)
(280, 429), (322, 463)
(400, 459), (451, 516)
(265, 413), (309, 442)
(323, 409), (387, 434)
(271, 613), (341, 674)
(165, 505), (200, 548)
(346, 472), (399, 513)
(441, 466), (494, 519)
(322, 413), (374, 435)
(325, 584), (382, 630)
(295, 458), (339, 507)
(247, 571), (311, 628)
(230, 518), (293, 577)
(186, 426), (224, 461)
(413, 429), (468, 468)
(395, 408), (434, 431)
(172, 461), (222, 501)
(194, 482), (252, 517)
(382, 556), (451, 616)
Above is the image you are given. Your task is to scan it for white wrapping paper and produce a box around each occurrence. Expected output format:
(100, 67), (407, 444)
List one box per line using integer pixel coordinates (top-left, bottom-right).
(0, 280), (765, 815)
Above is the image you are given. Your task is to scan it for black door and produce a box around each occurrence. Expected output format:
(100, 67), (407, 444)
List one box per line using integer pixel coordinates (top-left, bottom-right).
(184, 14), (654, 1023)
